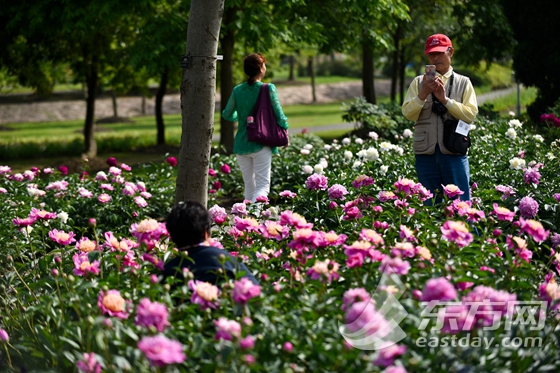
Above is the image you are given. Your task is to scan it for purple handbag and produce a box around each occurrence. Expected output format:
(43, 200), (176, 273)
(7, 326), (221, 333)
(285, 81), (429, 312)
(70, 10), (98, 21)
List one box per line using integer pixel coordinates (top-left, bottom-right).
(246, 83), (289, 147)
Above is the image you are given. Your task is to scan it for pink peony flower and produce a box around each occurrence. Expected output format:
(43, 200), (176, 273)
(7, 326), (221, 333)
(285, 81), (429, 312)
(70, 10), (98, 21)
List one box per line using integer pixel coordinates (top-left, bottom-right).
(49, 229), (77, 245)
(490, 203), (516, 221)
(495, 185), (515, 199)
(98, 193), (112, 203)
(189, 280), (220, 310)
(0, 329), (9, 342)
(374, 344), (407, 367)
(518, 196), (539, 218)
(442, 184), (464, 199)
(379, 256), (411, 275)
(283, 341), (294, 352)
(328, 184), (349, 200)
(440, 221), (473, 248)
(208, 205), (228, 224)
(231, 202), (248, 216)
(519, 217), (550, 242)
(72, 252), (100, 276)
(344, 301), (391, 339)
(342, 288), (371, 311)
(134, 196), (148, 208)
(279, 190), (297, 198)
(58, 165), (68, 175)
(240, 335), (255, 350)
(98, 290), (129, 319)
(421, 277), (457, 302)
(106, 157), (118, 167)
(232, 277), (261, 304)
(220, 164), (231, 174)
(76, 352), (102, 373)
(306, 173), (328, 190)
(12, 216), (37, 227)
(137, 335), (186, 367)
(165, 156), (178, 166)
(214, 317), (241, 341)
(135, 298), (170, 332)
(306, 259), (340, 282)
(29, 207), (57, 220)
(208, 168), (216, 177)
(352, 174), (374, 189)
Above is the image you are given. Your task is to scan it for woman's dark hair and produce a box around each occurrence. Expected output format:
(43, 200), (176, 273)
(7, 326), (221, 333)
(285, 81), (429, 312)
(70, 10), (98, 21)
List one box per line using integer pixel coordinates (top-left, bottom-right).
(244, 53), (266, 85)
(166, 200), (211, 248)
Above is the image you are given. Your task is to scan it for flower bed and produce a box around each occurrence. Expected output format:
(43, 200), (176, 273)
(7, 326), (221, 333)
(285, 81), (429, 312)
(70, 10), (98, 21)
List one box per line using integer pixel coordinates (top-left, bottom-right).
(0, 115), (559, 372)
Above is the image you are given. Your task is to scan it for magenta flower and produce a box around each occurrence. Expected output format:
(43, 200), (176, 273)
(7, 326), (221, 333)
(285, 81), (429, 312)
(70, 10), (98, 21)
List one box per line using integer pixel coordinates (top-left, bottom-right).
(344, 301), (391, 338)
(393, 177), (416, 195)
(135, 298), (170, 332)
(442, 184), (464, 199)
(12, 216), (37, 227)
(28, 207), (57, 220)
(328, 184), (349, 200)
(344, 240), (385, 268)
(352, 174), (374, 189)
(0, 329), (9, 342)
(523, 164), (542, 185)
(279, 210), (313, 229)
(138, 335), (186, 367)
(98, 193), (112, 204)
(232, 277), (261, 304)
(188, 280), (220, 310)
(58, 165), (68, 175)
(141, 253), (164, 270)
(134, 196), (148, 208)
(438, 304), (472, 334)
(552, 233), (560, 249)
(421, 277), (457, 302)
(374, 344), (407, 367)
(255, 195), (269, 204)
(73, 252), (100, 276)
(208, 168), (216, 177)
(359, 229), (384, 246)
(279, 190), (297, 198)
(76, 352), (102, 373)
(306, 173), (328, 190)
(239, 335), (255, 350)
(306, 259), (340, 282)
(379, 256), (411, 275)
(495, 185), (515, 199)
(342, 288), (371, 311)
(519, 217), (550, 242)
(518, 196), (539, 218)
(259, 220), (290, 241)
(320, 230), (348, 247)
(440, 221), (473, 248)
(131, 219), (168, 245)
(49, 229), (77, 245)
(231, 202), (248, 216)
(106, 157), (118, 167)
(165, 156), (178, 166)
(342, 203), (363, 220)
(208, 205), (228, 224)
(98, 290), (129, 319)
(490, 203), (516, 221)
(214, 317), (242, 341)
(462, 286), (516, 326)
(0, 165), (11, 174)
(220, 164), (231, 174)
(46, 180), (69, 191)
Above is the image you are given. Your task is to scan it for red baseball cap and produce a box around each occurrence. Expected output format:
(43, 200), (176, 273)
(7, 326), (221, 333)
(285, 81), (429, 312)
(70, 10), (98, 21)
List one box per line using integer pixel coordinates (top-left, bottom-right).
(425, 34), (452, 55)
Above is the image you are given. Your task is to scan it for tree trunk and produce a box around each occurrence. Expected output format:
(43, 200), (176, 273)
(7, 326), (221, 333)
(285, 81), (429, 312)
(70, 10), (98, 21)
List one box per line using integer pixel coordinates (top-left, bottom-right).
(399, 46), (406, 105)
(141, 95), (146, 115)
(362, 39), (376, 105)
(308, 56), (316, 103)
(156, 68), (168, 145)
(218, 6), (237, 155)
(288, 55), (295, 81)
(111, 91), (118, 117)
(175, 0), (224, 207)
(390, 24), (403, 102)
(83, 53), (98, 159)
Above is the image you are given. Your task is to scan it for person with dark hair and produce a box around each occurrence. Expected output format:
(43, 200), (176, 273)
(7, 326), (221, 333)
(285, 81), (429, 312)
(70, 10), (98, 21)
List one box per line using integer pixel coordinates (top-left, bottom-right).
(402, 34), (478, 204)
(222, 53), (289, 202)
(162, 200), (258, 285)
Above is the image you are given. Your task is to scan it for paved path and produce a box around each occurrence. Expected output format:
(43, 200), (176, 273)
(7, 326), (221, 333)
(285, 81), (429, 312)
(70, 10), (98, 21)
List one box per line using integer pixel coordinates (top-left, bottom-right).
(0, 81), (516, 126)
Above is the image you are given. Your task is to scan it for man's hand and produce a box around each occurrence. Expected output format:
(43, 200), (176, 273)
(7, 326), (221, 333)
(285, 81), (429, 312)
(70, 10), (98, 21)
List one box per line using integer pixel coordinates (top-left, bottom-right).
(431, 77), (447, 104)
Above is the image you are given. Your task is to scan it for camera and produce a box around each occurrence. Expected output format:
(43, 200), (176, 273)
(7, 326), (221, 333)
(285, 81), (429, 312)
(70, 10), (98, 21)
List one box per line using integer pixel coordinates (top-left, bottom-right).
(431, 95), (447, 115)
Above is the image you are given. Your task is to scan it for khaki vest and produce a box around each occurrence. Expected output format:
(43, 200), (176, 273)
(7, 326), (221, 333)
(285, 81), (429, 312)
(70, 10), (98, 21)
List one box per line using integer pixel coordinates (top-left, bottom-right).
(413, 72), (470, 155)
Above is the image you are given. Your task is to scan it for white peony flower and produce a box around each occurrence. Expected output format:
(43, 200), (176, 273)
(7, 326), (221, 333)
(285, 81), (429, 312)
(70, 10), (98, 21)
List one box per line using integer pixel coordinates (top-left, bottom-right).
(355, 138), (364, 145)
(469, 124), (476, 131)
(366, 147), (379, 161)
(352, 161), (362, 169)
(403, 129), (413, 138)
(508, 119), (523, 128)
(324, 144), (332, 151)
(314, 164), (324, 174)
(319, 158), (328, 168)
(304, 144), (313, 150)
(300, 149), (310, 155)
(344, 150), (353, 160)
(302, 165), (313, 174)
(533, 135), (544, 142)
(379, 142), (393, 152)
(505, 128), (517, 140)
(509, 157), (526, 170)
(342, 137), (351, 145)
(356, 149), (368, 158)
(58, 211), (69, 224)
(380, 165), (389, 175)
(394, 146), (404, 156)
(369, 131), (379, 141)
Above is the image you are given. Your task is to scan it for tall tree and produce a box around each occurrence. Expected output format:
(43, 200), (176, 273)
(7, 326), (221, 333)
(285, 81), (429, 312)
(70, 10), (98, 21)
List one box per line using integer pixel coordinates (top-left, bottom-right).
(175, 0), (224, 206)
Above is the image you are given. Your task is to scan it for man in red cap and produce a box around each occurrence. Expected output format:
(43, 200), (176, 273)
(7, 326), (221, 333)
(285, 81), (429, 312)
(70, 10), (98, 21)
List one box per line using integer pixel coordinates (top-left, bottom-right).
(402, 33), (478, 205)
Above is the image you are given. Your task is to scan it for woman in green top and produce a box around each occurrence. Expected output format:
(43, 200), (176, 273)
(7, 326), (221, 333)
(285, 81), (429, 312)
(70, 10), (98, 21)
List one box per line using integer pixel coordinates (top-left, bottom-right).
(222, 53), (289, 202)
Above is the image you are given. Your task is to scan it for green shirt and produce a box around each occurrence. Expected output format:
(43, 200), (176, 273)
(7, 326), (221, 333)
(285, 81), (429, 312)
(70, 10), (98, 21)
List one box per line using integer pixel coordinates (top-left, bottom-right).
(221, 82), (289, 155)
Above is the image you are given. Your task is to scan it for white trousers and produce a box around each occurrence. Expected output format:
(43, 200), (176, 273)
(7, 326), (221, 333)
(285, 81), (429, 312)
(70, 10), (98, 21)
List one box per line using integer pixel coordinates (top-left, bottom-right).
(236, 147), (272, 202)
